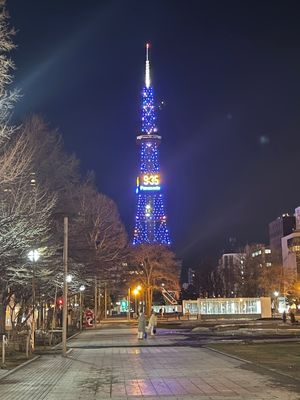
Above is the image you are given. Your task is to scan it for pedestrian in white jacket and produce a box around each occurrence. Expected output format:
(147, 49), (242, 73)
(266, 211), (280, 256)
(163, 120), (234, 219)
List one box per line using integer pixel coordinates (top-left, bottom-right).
(137, 312), (147, 339)
(148, 312), (158, 336)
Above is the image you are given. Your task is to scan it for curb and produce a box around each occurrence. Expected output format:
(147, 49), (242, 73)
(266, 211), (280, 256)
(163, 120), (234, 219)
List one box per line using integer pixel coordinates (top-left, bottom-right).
(204, 345), (300, 383)
(203, 345), (252, 364)
(0, 355), (40, 381)
(0, 342), (74, 382)
(0, 349), (73, 381)
(51, 330), (82, 350)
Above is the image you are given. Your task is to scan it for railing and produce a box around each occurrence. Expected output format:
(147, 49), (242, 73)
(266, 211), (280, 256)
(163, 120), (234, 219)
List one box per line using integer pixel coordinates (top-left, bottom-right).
(162, 288), (178, 305)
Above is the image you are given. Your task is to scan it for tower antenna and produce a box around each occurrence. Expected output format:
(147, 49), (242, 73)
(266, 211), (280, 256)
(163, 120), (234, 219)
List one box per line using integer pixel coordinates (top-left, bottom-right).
(145, 43), (151, 88)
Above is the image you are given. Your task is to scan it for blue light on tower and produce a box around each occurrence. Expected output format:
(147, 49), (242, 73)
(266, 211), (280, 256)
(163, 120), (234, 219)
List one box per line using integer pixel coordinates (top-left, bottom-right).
(133, 44), (171, 245)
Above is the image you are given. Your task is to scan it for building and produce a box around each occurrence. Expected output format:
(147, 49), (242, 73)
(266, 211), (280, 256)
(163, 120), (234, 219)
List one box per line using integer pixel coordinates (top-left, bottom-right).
(248, 243), (272, 268)
(216, 252), (246, 297)
(182, 297), (272, 319)
(269, 214), (295, 263)
(133, 44), (171, 245)
(187, 268), (196, 286)
(282, 233), (300, 283)
(182, 267), (196, 290)
(282, 206), (300, 286)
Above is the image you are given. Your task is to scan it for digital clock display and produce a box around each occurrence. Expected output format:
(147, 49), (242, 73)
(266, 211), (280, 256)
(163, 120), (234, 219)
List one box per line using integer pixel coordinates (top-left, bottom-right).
(136, 173), (161, 192)
(142, 173), (160, 186)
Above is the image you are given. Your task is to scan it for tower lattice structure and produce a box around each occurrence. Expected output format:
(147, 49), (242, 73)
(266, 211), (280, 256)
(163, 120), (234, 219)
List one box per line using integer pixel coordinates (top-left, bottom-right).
(133, 44), (171, 245)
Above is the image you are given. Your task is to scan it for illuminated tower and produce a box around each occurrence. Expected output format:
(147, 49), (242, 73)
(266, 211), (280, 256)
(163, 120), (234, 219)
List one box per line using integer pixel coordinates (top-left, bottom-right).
(133, 44), (171, 245)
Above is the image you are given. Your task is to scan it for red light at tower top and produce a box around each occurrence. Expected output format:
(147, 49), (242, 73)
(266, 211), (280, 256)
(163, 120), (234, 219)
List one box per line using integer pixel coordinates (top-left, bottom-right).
(146, 43), (150, 63)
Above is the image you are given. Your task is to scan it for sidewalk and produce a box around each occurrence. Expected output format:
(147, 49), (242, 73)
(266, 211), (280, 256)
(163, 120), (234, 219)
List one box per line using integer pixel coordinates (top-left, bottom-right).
(0, 326), (299, 399)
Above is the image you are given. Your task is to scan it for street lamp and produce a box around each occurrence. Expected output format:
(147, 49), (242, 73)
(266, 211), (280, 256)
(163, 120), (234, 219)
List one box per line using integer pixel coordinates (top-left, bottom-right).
(133, 288), (139, 315)
(28, 250), (40, 263)
(133, 285), (142, 315)
(273, 291), (279, 315)
(27, 249), (40, 351)
(79, 285), (85, 331)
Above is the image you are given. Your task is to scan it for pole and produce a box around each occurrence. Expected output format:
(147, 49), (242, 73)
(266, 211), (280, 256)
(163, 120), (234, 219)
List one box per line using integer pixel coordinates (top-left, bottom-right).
(62, 216), (68, 357)
(2, 335), (6, 365)
(127, 288), (131, 320)
(98, 288), (101, 320)
(104, 283), (107, 319)
(32, 267), (35, 351)
(79, 291), (82, 331)
(94, 276), (97, 328)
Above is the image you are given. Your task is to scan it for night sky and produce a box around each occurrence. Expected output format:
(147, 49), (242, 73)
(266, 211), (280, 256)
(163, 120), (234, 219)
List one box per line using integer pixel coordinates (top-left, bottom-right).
(8, 1), (300, 267)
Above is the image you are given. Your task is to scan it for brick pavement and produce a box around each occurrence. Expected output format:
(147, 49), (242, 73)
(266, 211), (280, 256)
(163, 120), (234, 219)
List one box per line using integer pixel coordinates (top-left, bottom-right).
(0, 325), (299, 399)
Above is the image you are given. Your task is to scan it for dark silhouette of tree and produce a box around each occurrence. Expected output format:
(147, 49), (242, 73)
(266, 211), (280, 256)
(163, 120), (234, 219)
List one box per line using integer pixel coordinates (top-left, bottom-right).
(129, 244), (180, 316)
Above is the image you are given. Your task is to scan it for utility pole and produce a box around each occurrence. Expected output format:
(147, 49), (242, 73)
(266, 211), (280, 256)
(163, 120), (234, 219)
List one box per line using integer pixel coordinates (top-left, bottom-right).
(127, 288), (131, 320)
(104, 283), (107, 319)
(32, 268), (35, 351)
(62, 217), (68, 357)
(94, 276), (98, 328)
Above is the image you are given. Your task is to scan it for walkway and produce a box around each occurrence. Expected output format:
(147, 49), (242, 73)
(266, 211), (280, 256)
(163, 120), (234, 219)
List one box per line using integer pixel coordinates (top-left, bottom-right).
(0, 325), (299, 399)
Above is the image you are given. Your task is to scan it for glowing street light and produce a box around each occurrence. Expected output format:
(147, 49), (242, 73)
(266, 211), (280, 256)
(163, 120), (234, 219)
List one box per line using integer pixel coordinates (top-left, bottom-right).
(28, 249), (40, 263)
(79, 285), (86, 330)
(133, 285), (142, 315)
(66, 274), (73, 283)
(27, 249), (40, 351)
(273, 291), (279, 316)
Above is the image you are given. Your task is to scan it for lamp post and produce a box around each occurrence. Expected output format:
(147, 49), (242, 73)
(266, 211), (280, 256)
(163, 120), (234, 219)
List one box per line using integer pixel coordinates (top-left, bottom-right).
(62, 216), (68, 357)
(127, 288), (131, 320)
(133, 288), (139, 315)
(79, 285), (85, 331)
(132, 285), (142, 316)
(273, 291), (279, 315)
(27, 249), (40, 351)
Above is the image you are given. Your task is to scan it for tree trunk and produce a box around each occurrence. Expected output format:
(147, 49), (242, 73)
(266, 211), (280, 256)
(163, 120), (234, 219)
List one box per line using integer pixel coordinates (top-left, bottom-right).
(0, 300), (5, 334)
(146, 287), (153, 317)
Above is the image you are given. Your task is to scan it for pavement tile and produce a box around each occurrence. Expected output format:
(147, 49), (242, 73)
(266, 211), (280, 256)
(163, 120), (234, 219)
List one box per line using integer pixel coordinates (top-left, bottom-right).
(0, 326), (299, 399)
(150, 377), (173, 395)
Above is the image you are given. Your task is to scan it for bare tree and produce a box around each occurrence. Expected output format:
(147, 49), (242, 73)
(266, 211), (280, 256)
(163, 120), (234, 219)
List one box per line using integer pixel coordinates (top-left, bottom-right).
(129, 244), (180, 316)
(69, 181), (128, 281)
(0, 181), (56, 332)
(0, 1), (19, 147)
(0, 3), (58, 332)
(20, 115), (80, 215)
(257, 263), (283, 296)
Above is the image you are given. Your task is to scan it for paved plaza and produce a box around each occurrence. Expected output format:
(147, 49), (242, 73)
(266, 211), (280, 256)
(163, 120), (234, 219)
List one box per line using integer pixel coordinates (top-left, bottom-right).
(0, 324), (299, 399)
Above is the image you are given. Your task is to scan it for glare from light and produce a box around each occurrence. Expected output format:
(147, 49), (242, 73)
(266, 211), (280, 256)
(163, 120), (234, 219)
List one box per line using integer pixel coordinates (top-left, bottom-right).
(28, 249), (40, 262)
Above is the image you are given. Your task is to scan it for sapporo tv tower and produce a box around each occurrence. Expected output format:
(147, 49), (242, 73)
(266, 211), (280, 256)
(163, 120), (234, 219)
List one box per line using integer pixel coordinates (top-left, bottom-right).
(133, 44), (171, 245)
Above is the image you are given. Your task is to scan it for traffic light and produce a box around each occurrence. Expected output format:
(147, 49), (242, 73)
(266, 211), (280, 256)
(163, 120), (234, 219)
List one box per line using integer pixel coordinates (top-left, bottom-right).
(57, 297), (63, 305)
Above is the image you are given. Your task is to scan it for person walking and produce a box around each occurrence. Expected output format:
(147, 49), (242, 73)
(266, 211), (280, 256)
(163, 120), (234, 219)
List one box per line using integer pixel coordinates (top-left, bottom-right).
(137, 311), (147, 339)
(282, 310), (287, 323)
(148, 312), (158, 336)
